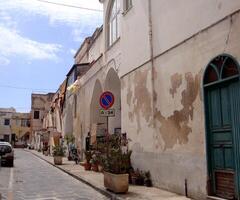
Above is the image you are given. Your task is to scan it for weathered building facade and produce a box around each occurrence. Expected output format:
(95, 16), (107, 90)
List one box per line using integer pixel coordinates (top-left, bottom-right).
(60, 0), (240, 199)
(11, 112), (31, 146)
(0, 107), (16, 143)
(30, 93), (54, 150)
(42, 80), (67, 154)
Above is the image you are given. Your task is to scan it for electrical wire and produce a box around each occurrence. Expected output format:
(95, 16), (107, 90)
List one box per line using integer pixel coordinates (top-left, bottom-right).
(0, 84), (56, 92)
(36, 0), (103, 12)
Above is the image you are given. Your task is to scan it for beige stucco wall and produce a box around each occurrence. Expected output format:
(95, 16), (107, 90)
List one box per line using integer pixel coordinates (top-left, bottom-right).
(11, 112), (30, 139)
(120, 0), (240, 77)
(151, 0), (240, 58)
(121, 10), (240, 199)
(31, 93), (54, 132)
(73, 56), (122, 148)
(62, 1), (240, 199)
(0, 108), (15, 140)
(62, 95), (74, 136)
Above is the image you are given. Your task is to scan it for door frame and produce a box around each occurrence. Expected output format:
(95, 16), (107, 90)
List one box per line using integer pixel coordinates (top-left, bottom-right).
(203, 54), (240, 198)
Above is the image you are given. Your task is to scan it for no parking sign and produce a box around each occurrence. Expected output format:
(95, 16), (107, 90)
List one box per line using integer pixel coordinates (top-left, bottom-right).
(99, 91), (114, 110)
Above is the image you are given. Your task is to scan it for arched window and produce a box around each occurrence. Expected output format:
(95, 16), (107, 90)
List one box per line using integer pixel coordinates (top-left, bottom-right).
(108, 0), (120, 46)
(204, 55), (239, 86)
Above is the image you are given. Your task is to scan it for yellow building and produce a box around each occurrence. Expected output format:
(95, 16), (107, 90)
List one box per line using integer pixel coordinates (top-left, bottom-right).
(11, 112), (31, 145)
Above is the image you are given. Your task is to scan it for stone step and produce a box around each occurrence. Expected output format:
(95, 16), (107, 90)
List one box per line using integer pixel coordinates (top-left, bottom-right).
(207, 196), (227, 200)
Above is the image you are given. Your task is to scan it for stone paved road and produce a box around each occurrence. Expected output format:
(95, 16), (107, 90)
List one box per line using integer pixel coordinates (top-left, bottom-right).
(0, 149), (109, 200)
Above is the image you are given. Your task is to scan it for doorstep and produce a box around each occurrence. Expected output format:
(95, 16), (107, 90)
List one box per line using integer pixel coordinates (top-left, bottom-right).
(207, 196), (227, 200)
(26, 149), (191, 200)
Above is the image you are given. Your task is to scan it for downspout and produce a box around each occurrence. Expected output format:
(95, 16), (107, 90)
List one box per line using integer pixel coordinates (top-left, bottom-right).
(148, 0), (156, 127)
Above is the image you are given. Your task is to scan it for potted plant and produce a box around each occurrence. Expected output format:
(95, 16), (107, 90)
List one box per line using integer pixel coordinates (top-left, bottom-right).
(101, 134), (132, 193)
(144, 171), (152, 187)
(42, 145), (48, 156)
(136, 170), (144, 185)
(130, 169), (138, 185)
(97, 155), (104, 172)
(84, 150), (92, 170)
(90, 153), (99, 172)
(130, 169), (144, 185)
(52, 145), (66, 165)
(64, 134), (75, 161)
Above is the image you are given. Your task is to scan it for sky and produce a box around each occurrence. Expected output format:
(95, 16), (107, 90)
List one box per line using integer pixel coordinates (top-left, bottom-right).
(0, 0), (103, 112)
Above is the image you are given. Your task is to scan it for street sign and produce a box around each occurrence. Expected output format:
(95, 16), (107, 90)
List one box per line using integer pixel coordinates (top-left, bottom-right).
(99, 91), (115, 110)
(99, 109), (115, 117)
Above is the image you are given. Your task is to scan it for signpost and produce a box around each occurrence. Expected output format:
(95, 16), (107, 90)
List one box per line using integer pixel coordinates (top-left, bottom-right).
(99, 109), (115, 117)
(99, 91), (115, 134)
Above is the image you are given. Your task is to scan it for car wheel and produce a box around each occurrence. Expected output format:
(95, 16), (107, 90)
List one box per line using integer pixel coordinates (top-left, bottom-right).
(8, 160), (14, 167)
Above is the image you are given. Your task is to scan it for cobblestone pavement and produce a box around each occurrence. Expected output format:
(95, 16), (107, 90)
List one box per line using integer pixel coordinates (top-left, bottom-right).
(0, 149), (109, 200)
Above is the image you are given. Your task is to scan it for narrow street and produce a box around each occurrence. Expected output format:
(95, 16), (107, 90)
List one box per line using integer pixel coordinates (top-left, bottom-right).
(0, 149), (108, 200)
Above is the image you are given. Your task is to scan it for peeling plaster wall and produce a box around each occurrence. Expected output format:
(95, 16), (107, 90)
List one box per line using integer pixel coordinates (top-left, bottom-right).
(67, 1), (240, 199)
(31, 93), (54, 132)
(121, 12), (240, 199)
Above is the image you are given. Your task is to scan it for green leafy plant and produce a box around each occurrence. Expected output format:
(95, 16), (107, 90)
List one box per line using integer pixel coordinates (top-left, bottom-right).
(84, 150), (92, 163)
(100, 134), (132, 174)
(52, 145), (66, 157)
(144, 171), (152, 187)
(64, 134), (75, 144)
(90, 153), (98, 165)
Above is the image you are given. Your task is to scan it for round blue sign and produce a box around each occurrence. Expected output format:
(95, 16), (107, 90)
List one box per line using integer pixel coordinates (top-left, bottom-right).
(100, 91), (115, 110)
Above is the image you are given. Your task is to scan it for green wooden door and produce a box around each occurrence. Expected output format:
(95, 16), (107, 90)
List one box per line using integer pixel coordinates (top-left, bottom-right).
(206, 84), (235, 199)
(204, 54), (240, 199)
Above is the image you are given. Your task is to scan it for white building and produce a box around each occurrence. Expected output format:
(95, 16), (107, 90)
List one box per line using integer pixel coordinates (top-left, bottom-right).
(62, 0), (240, 199)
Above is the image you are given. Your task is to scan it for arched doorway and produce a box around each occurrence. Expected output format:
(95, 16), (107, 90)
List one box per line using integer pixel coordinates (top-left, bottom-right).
(90, 80), (107, 136)
(105, 68), (121, 134)
(204, 54), (240, 199)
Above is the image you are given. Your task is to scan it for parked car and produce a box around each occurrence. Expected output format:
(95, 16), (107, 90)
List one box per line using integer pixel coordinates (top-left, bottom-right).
(0, 142), (14, 167)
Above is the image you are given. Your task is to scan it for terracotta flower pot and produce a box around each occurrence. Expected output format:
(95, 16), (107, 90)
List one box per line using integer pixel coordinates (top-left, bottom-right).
(91, 164), (99, 172)
(104, 171), (129, 193)
(84, 162), (91, 170)
(54, 156), (62, 165)
(98, 165), (103, 172)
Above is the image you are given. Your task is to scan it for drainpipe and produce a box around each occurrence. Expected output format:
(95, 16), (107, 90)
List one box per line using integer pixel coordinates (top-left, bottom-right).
(148, 0), (156, 127)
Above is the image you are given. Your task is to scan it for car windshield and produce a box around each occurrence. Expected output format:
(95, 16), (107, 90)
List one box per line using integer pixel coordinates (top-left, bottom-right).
(0, 145), (12, 153)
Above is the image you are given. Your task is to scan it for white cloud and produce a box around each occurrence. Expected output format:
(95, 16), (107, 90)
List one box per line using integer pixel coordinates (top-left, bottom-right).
(72, 29), (87, 42)
(0, 0), (102, 62)
(0, 11), (17, 29)
(0, 26), (62, 61)
(0, 57), (10, 66)
(69, 49), (76, 56)
(0, 0), (103, 28)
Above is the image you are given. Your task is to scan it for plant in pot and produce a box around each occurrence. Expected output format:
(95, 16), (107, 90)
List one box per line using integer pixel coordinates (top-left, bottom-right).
(137, 170), (145, 185)
(130, 169), (137, 185)
(101, 133), (132, 193)
(97, 153), (104, 172)
(90, 153), (99, 172)
(144, 171), (152, 187)
(52, 145), (66, 165)
(130, 169), (144, 185)
(64, 134), (75, 161)
(42, 145), (48, 156)
(84, 150), (92, 170)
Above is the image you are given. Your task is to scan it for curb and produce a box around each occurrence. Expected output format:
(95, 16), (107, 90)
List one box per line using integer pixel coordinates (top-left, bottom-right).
(25, 150), (124, 200)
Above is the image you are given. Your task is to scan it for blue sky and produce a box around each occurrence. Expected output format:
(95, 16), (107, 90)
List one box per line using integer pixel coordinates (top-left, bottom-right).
(0, 0), (102, 112)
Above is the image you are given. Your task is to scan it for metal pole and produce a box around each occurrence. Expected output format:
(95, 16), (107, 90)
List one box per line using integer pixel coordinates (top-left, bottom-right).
(107, 116), (109, 134)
